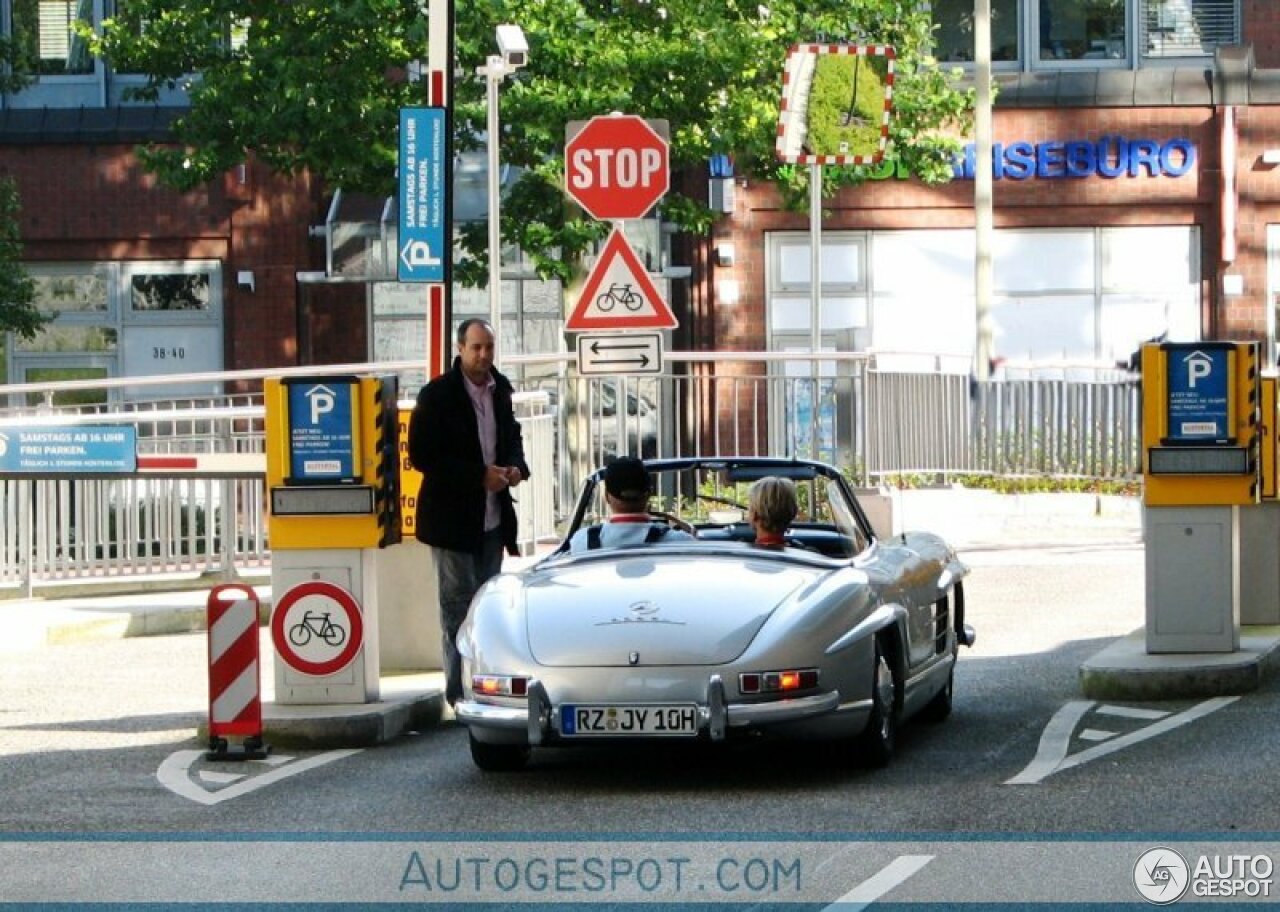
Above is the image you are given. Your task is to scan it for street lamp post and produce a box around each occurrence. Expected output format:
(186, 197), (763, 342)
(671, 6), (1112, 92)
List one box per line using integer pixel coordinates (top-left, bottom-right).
(475, 24), (528, 366)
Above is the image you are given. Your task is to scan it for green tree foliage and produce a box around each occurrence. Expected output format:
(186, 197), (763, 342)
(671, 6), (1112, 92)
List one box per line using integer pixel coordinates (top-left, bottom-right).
(84, 0), (972, 285)
(0, 177), (44, 339)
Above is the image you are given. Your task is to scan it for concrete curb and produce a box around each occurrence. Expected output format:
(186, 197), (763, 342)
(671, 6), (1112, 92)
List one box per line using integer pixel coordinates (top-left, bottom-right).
(1080, 626), (1280, 700)
(197, 676), (447, 750)
(42, 598), (273, 646)
(0, 570), (272, 603)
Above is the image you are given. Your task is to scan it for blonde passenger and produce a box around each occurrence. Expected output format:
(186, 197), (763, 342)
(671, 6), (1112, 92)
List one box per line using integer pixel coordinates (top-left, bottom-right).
(748, 476), (799, 548)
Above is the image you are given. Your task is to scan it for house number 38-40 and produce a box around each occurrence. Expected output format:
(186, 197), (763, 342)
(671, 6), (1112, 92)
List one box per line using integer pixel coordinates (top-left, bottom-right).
(152, 347), (186, 360)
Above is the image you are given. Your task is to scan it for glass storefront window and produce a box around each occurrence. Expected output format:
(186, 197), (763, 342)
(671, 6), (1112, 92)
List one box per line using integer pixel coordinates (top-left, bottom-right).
(11, 0), (95, 75)
(1102, 226), (1197, 291)
(993, 230), (1094, 292)
(993, 293), (1096, 361)
(932, 0), (1020, 63)
(1039, 0), (1127, 62)
(769, 296), (865, 333)
(776, 238), (864, 291)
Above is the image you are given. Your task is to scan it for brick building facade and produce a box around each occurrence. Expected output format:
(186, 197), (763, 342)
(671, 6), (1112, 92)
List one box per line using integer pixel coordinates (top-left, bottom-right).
(692, 69), (1280, 372)
(2, 1), (1279, 406)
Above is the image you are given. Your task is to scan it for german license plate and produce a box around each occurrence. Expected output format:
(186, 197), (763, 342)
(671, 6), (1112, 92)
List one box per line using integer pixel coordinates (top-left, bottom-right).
(560, 704), (698, 737)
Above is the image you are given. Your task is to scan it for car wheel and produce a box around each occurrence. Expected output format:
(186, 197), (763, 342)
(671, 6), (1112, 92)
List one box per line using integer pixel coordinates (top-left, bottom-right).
(920, 658), (954, 724)
(468, 733), (530, 772)
(858, 638), (898, 768)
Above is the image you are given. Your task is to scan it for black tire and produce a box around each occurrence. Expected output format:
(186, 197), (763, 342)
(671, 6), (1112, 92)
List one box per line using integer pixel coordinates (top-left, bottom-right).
(858, 637), (899, 768)
(288, 623), (310, 647)
(920, 659), (954, 724)
(469, 733), (530, 772)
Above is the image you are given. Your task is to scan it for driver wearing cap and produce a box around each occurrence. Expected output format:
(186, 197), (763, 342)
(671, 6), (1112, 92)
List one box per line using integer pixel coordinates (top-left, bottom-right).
(567, 456), (694, 552)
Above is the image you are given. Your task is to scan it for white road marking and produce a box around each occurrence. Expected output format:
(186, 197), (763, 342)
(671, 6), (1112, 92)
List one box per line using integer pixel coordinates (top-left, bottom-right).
(158, 748), (362, 805)
(1005, 700), (1092, 785)
(823, 855), (934, 910)
(1096, 705), (1169, 720)
(197, 770), (245, 785)
(1077, 728), (1116, 742)
(1006, 697), (1239, 785)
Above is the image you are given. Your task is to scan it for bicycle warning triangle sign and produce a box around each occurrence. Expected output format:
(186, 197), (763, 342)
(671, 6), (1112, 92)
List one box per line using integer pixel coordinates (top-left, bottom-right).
(565, 228), (677, 331)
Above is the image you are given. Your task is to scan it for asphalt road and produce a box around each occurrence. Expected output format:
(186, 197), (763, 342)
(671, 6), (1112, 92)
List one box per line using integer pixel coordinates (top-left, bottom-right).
(5, 530), (1280, 903)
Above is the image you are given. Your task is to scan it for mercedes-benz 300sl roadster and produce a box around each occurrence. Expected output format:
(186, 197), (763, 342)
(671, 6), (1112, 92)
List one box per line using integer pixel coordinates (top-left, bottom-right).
(455, 457), (974, 771)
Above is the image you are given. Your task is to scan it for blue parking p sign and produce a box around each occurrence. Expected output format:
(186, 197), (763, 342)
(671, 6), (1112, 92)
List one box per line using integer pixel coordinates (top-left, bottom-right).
(286, 379), (359, 484)
(1165, 345), (1230, 443)
(398, 107), (447, 282)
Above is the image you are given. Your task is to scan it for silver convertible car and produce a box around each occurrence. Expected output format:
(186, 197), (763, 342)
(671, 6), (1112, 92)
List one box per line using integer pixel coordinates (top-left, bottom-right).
(455, 457), (974, 771)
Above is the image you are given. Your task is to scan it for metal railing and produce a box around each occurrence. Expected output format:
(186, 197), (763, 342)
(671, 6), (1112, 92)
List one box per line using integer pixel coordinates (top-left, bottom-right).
(0, 354), (1142, 590)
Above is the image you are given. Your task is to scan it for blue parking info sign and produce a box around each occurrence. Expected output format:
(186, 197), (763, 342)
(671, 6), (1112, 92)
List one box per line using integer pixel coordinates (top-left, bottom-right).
(285, 378), (360, 484)
(398, 107), (447, 283)
(0, 426), (136, 474)
(1164, 343), (1232, 444)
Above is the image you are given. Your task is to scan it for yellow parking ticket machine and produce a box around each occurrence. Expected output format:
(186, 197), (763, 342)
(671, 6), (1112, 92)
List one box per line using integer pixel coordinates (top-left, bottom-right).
(264, 375), (400, 704)
(1141, 341), (1260, 652)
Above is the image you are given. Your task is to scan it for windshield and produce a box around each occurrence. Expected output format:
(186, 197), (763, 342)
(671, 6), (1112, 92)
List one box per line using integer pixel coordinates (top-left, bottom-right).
(558, 460), (870, 560)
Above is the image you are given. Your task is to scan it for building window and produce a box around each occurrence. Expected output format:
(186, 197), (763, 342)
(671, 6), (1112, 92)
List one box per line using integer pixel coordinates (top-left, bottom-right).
(773, 236), (865, 294)
(934, 0), (1238, 69)
(1038, 0), (1127, 63)
(11, 0), (95, 75)
(20, 364), (109, 407)
(1141, 0), (1238, 59)
(129, 273), (212, 313)
(28, 267), (110, 315)
(5, 261), (224, 405)
(932, 0), (1021, 63)
(863, 226), (1198, 373)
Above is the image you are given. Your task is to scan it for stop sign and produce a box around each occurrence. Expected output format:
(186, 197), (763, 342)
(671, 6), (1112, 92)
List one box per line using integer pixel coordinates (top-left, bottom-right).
(565, 114), (669, 220)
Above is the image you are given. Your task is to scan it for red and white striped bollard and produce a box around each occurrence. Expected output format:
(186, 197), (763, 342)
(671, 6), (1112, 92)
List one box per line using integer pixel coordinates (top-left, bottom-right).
(206, 583), (269, 760)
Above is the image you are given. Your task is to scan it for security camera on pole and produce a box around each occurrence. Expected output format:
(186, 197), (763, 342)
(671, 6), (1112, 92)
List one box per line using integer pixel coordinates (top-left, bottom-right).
(564, 114), (676, 372)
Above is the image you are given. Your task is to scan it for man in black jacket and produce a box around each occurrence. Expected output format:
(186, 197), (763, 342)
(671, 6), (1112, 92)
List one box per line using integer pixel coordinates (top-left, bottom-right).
(407, 319), (530, 706)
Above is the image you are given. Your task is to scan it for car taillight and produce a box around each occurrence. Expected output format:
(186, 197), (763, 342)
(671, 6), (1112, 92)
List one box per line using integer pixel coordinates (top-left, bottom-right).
(472, 675), (529, 698)
(739, 668), (818, 694)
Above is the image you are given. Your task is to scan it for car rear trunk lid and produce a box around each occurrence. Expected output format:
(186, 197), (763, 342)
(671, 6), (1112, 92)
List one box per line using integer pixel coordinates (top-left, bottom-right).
(525, 553), (812, 666)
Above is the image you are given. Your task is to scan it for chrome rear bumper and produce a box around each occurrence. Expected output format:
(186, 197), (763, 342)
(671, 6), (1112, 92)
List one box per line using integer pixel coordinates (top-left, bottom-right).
(457, 675), (842, 743)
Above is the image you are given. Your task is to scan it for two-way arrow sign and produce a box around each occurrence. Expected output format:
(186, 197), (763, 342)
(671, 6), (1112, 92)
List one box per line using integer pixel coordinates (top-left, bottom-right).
(576, 332), (663, 376)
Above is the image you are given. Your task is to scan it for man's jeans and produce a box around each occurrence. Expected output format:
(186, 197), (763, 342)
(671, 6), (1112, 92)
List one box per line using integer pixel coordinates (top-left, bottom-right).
(433, 529), (505, 706)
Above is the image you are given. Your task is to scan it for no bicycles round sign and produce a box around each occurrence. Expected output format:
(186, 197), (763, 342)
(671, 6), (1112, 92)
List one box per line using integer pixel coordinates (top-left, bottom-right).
(271, 580), (365, 677)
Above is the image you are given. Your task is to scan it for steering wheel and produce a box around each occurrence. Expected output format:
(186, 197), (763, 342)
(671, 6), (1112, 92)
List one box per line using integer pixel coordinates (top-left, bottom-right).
(649, 510), (697, 536)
